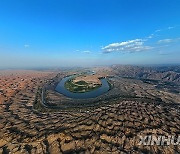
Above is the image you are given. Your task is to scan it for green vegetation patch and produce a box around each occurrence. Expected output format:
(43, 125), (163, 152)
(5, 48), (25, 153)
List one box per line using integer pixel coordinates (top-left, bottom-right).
(65, 78), (101, 93)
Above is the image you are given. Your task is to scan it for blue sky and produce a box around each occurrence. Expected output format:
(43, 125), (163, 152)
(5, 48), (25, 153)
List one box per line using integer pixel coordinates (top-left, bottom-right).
(0, 0), (180, 68)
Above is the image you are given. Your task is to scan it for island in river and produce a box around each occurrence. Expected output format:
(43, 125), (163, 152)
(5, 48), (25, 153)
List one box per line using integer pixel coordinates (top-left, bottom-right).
(55, 74), (110, 99)
(65, 75), (102, 93)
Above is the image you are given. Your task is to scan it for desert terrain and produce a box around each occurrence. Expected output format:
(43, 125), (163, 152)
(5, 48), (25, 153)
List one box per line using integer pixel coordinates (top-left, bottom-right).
(0, 70), (56, 104)
(0, 66), (180, 153)
(73, 75), (101, 85)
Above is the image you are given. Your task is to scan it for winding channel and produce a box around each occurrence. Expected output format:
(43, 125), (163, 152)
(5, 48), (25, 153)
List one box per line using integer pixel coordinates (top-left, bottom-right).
(55, 75), (110, 99)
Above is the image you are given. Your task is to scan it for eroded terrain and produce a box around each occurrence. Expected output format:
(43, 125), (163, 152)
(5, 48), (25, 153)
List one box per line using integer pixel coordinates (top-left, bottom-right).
(0, 66), (180, 153)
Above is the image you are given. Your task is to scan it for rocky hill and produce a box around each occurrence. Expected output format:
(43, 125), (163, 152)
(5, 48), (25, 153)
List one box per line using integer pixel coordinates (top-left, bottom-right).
(111, 65), (180, 84)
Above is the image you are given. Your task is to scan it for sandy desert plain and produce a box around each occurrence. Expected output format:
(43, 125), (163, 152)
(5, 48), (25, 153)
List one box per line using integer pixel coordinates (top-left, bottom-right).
(0, 65), (180, 153)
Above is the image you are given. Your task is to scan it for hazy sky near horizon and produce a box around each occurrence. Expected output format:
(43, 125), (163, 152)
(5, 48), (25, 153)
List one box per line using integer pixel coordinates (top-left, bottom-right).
(0, 0), (180, 68)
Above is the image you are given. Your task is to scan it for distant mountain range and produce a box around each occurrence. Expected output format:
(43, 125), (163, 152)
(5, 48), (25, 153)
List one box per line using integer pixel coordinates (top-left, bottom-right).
(111, 65), (180, 84)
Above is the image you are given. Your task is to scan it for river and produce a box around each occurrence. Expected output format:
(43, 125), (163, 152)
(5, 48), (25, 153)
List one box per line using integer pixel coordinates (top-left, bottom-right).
(55, 75), (110, 99)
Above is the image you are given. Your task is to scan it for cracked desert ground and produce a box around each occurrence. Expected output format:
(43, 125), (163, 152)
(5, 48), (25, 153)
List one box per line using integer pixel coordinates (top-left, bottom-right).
(0, 66), (180, 154)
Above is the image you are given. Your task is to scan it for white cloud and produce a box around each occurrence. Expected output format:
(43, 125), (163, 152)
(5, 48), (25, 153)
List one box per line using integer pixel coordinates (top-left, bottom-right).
(73, 50), (79, 52)
(147, 34), (154, 39)
(24, 44), (30, 48)
(158, 39), (173, 44)
(157, 37), (180, 44)
(82, 50), (91, 54)
(75, 50), (92, 54)
(102, 39), (152, 53)
(168, 26), (175, 30)
(146, 26), (175, 40)
(155, 29), (161, 33)
(101, 26), (179, 54)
